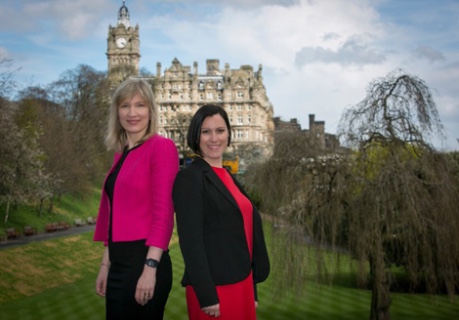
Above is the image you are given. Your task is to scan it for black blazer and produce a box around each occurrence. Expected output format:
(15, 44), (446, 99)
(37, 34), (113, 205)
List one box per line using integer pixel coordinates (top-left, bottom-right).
(172, 157), (270, 308)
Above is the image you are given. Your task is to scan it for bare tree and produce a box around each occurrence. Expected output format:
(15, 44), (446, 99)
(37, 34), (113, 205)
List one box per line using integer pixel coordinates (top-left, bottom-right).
(0, 52), (19, 99)
(49, 64), (111, 192)
(169, 112), (193, 165)
(248, 70), (459, 320)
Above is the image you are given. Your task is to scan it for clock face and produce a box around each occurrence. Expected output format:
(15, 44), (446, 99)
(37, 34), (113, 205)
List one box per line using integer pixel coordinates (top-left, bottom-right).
(116, 37), (127, 48)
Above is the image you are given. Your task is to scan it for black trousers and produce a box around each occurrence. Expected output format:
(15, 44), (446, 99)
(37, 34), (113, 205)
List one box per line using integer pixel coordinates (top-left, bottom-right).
(106, 240), (172, 320)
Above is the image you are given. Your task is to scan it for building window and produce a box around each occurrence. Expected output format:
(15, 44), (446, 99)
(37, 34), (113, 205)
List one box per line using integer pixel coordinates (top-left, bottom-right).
(247, 115), (251, 123)
(237, 115), (243, 125)
(237, 91), (244, 98)
(200, 94), (204, 101)
(237, 105), (242, 111)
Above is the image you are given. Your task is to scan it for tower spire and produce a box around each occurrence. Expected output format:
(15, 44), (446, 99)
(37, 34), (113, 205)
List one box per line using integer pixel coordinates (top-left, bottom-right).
(118, 0), (130, 28)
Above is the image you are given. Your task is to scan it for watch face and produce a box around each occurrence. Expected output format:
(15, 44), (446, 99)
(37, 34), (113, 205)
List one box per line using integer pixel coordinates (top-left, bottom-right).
(145, 258), (159, 268)
(116, 37), (127, 48)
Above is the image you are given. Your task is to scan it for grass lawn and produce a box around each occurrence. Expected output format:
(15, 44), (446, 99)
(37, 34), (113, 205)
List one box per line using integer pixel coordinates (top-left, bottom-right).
(0, 230), (458, 319)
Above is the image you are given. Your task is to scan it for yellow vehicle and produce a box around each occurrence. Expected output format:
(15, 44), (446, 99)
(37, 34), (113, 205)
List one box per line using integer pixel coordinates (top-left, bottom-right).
(222, 156), (239, 174)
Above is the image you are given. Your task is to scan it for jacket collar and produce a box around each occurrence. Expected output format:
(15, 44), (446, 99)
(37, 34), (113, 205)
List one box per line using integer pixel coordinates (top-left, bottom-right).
(192, 157), (240, 210)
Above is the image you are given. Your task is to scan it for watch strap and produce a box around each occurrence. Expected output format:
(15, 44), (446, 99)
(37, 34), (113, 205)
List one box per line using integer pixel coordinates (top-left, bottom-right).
(145, 258), (159, 268)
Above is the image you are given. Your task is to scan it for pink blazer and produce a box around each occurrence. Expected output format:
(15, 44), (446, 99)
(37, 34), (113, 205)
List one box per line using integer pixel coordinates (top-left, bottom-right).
(93, 134), (179, 250)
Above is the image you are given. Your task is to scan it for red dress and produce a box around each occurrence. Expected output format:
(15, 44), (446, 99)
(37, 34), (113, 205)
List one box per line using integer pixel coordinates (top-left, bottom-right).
(185, 166), (256, 320)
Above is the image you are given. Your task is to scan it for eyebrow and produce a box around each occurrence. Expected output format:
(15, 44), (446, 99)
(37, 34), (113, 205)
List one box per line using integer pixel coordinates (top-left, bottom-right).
(201, 126), (226, 130)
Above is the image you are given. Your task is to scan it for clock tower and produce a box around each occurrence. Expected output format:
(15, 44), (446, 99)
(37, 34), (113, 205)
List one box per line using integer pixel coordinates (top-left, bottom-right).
(107, 1), (140, 81)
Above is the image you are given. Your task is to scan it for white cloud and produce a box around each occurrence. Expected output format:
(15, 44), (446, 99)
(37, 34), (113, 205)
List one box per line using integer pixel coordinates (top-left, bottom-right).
(1, 0), (458, 150)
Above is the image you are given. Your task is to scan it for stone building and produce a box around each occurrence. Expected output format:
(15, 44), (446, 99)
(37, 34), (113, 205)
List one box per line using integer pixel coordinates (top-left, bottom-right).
(274, 115), (338, 150)
(107, 1), (274, 158)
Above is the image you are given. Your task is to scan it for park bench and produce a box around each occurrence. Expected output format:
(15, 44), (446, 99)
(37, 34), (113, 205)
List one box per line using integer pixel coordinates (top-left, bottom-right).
(23, 226), (37, 236)
(6, 228), (19, 239)
(58, 221), (70, 230)
(45, 222), (58, 233)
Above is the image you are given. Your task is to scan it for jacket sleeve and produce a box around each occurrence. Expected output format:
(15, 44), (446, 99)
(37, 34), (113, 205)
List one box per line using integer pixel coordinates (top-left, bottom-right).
(146, 138), (179, 250)
(173, 168), (219, 308)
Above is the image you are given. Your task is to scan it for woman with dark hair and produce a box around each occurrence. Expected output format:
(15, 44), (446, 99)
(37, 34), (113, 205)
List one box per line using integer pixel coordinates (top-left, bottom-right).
(173, 104), (270, 319)
(94, 79), (179, 319)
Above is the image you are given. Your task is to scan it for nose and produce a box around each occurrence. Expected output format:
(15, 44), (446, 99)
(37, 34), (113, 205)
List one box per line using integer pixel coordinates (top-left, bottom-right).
(127, 105), (136, 115)
(209, 131), (218, 141)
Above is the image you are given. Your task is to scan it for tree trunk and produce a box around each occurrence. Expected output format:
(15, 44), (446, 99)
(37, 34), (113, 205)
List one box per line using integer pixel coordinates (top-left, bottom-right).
(369, 256), (392, 320)
(48, 198), (54, 213)
(38, 198), (44, 217)
(4, 197), (10, 223)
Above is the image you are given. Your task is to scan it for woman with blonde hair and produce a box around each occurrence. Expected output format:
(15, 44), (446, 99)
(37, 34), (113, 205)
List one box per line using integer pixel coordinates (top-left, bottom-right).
(94, 79), (179, 319)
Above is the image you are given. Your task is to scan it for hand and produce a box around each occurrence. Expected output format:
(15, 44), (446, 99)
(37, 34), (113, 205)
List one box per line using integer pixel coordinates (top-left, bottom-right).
(135, 267), (156, 305)
(202, 304), (220, 317)
(255, 301), (259, 309)
(95, 264), (109, 297)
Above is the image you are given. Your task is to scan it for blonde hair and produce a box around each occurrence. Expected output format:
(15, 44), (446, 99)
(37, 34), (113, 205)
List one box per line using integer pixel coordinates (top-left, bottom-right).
(105, 79), (158, 152)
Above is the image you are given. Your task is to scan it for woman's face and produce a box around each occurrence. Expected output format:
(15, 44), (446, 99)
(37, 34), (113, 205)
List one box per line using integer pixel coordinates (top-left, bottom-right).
(199, 114), (229, 167)
(118, 92), (150, 145)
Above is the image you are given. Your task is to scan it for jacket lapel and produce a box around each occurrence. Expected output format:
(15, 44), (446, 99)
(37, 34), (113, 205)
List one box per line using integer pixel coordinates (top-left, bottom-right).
(195, 157), (240, 210)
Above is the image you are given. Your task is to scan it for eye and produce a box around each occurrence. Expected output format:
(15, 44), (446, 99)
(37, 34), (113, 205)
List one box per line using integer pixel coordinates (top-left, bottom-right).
(201, 129), (210, 135)
(120, 103), (129, 108)
(217, 128), (226, 133)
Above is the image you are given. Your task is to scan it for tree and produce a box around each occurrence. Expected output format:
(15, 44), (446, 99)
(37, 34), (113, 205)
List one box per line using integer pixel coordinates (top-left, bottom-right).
(16, 86), (71, 214)
(337, 70), (458, 319)
(49, 65), (111, 193)
(169, 112), (193, 165)
(248, 70), (459, 320)
(0, 52), (19, 99)
(0, 98), (48, 222)
(0, 55), (48, 222)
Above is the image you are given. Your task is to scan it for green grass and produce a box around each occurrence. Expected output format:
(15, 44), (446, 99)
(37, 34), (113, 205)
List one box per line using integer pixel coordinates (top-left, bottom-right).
(0, 230), (458, 319)
(0, 190), (458, 319)
(0, 187), (102, 235)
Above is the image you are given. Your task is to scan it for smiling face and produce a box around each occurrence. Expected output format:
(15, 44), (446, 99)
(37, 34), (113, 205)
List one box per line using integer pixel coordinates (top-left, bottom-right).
(118, 92), (150, 148)
(199, 114), (229, 167)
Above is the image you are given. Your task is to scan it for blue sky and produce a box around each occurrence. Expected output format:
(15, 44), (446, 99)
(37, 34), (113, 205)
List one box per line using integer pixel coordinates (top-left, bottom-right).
(1, 0), (458, 151)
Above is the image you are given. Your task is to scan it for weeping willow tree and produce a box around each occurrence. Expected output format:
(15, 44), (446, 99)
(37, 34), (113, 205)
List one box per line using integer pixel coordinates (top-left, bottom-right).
(247, 70), (459, 320)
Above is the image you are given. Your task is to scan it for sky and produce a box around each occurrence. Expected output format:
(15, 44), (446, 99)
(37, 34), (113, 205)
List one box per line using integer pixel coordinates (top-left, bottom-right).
(1, 0), (458, 151)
